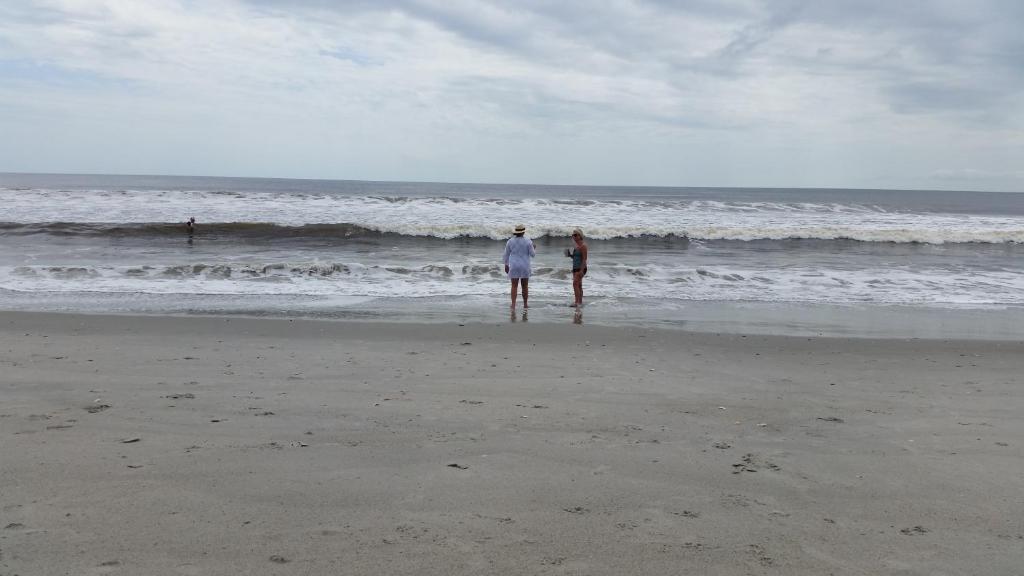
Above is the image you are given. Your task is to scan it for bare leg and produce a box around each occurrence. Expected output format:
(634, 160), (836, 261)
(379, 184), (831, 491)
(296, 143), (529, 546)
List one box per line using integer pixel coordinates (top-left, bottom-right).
(510, 278), (520, 309)
(521, 278), (529, 308)
(572, 272), (583, 306)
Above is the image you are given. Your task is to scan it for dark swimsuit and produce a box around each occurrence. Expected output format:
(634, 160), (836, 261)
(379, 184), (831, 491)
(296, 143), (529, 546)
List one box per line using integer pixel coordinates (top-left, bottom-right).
(572, 247), (585, 275)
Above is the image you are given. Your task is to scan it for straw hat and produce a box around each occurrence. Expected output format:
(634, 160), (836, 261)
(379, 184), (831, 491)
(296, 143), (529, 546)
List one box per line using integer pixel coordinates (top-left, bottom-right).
(514, 223), (526, 234)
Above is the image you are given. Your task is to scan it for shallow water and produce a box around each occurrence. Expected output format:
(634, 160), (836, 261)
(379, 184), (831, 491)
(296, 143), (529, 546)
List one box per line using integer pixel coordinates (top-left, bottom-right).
(2, 173), (1023, 337)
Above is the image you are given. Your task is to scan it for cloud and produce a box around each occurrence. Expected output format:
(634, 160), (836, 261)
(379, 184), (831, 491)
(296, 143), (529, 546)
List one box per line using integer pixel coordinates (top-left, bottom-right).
(887, 81), (1011, 119)
(932, 168), (1024, 182)
(0, 0), (1021, 190)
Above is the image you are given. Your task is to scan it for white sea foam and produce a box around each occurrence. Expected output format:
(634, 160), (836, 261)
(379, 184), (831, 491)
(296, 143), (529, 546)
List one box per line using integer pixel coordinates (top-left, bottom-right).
(4, 261), (1024, 307)
(3, 188), (1024, 243)
(2, 185), (1022, 313)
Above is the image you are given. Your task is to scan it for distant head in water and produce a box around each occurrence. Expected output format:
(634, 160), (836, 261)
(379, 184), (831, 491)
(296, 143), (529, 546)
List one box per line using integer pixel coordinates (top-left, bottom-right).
(186, 216), (196, 233)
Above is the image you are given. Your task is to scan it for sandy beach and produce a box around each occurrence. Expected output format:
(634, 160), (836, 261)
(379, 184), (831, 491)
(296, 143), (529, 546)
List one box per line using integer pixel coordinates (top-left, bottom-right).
(1, 311), (1022, 575)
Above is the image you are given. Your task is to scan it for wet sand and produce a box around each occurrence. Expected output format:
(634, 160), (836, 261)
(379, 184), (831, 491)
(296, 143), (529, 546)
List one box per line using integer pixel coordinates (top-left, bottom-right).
(1, 311), (1022, 575)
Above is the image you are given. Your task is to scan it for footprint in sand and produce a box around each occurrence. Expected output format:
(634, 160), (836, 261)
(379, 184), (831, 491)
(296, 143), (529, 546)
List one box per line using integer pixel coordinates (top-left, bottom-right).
(672, 510), (700, 519)
(817, 416), (844, 423)
(732, 453), (780, 474)
(164, 393), (195, 400)
(87, 560), (122, 575)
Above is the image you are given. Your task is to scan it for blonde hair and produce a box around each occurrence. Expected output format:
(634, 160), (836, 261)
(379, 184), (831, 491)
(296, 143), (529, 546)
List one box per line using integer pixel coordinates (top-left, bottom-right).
(572, 228), (584, 238)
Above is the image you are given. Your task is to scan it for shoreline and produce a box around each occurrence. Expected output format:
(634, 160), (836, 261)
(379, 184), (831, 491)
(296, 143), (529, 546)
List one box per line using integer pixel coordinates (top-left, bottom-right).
(3, 297), (1024, 341)
(2, 311), (1022, 574)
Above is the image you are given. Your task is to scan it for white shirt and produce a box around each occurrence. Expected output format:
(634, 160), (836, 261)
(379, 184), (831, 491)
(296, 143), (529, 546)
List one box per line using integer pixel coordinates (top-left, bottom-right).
(503, 236), (535, 279)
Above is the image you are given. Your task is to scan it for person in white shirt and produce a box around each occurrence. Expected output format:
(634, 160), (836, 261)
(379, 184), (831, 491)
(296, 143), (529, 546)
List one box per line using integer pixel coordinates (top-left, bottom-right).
(503, 223), (536, 309)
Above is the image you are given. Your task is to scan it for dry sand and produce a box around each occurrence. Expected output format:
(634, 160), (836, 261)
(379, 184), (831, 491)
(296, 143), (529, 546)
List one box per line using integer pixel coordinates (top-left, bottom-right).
(1, 311), (1022, 575)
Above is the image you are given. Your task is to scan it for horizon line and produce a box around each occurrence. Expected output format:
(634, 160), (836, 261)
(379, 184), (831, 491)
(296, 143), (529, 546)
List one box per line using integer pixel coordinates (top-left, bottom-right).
(0, 170), (1020, 195)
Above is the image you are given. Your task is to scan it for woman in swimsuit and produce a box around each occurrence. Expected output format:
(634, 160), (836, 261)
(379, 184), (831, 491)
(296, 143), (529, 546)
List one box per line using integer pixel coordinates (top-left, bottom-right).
(566, 228), (588, 307)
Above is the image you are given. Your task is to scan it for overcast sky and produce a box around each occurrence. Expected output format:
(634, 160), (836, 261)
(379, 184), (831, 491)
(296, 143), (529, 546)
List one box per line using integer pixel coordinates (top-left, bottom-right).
(1, 0), (1022, 191)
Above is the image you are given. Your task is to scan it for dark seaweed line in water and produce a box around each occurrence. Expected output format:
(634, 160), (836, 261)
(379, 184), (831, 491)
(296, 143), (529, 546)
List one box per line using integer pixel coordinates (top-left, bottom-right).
(0, 221), (379, 239)
(10, 263), (592, 281)
(0, 221), (686, 242)
(1, 220), (1020, 244)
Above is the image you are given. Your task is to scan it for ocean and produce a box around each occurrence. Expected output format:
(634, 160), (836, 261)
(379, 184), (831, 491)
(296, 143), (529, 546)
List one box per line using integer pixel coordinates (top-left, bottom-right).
(2, 173), (1023, 338)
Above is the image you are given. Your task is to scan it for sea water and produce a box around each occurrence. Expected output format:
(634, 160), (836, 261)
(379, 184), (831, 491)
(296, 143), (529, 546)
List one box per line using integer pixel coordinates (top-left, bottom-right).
(2, 173), (1023, 337)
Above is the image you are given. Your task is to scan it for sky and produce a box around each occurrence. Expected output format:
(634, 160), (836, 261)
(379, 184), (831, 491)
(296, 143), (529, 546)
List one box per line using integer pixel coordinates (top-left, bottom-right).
(0, 0), (1022, 191)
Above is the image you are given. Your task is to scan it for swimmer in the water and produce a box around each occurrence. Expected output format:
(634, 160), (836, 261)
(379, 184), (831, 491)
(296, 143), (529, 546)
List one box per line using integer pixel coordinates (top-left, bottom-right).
(185, 216), (195, 234)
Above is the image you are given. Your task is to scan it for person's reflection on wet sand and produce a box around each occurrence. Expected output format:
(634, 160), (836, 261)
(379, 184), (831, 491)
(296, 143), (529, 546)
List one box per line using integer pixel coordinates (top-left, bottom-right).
(510, 309), (529, 323)
(573, 308), (583, 325)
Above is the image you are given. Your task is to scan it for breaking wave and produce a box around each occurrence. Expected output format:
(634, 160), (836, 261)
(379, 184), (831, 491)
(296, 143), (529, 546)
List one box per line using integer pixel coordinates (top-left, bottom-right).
(5, 262), (1024, 306)
(0, 222), (378, 239)
(2, 220), (1024, 244)
(2, 186), (1023, 244)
